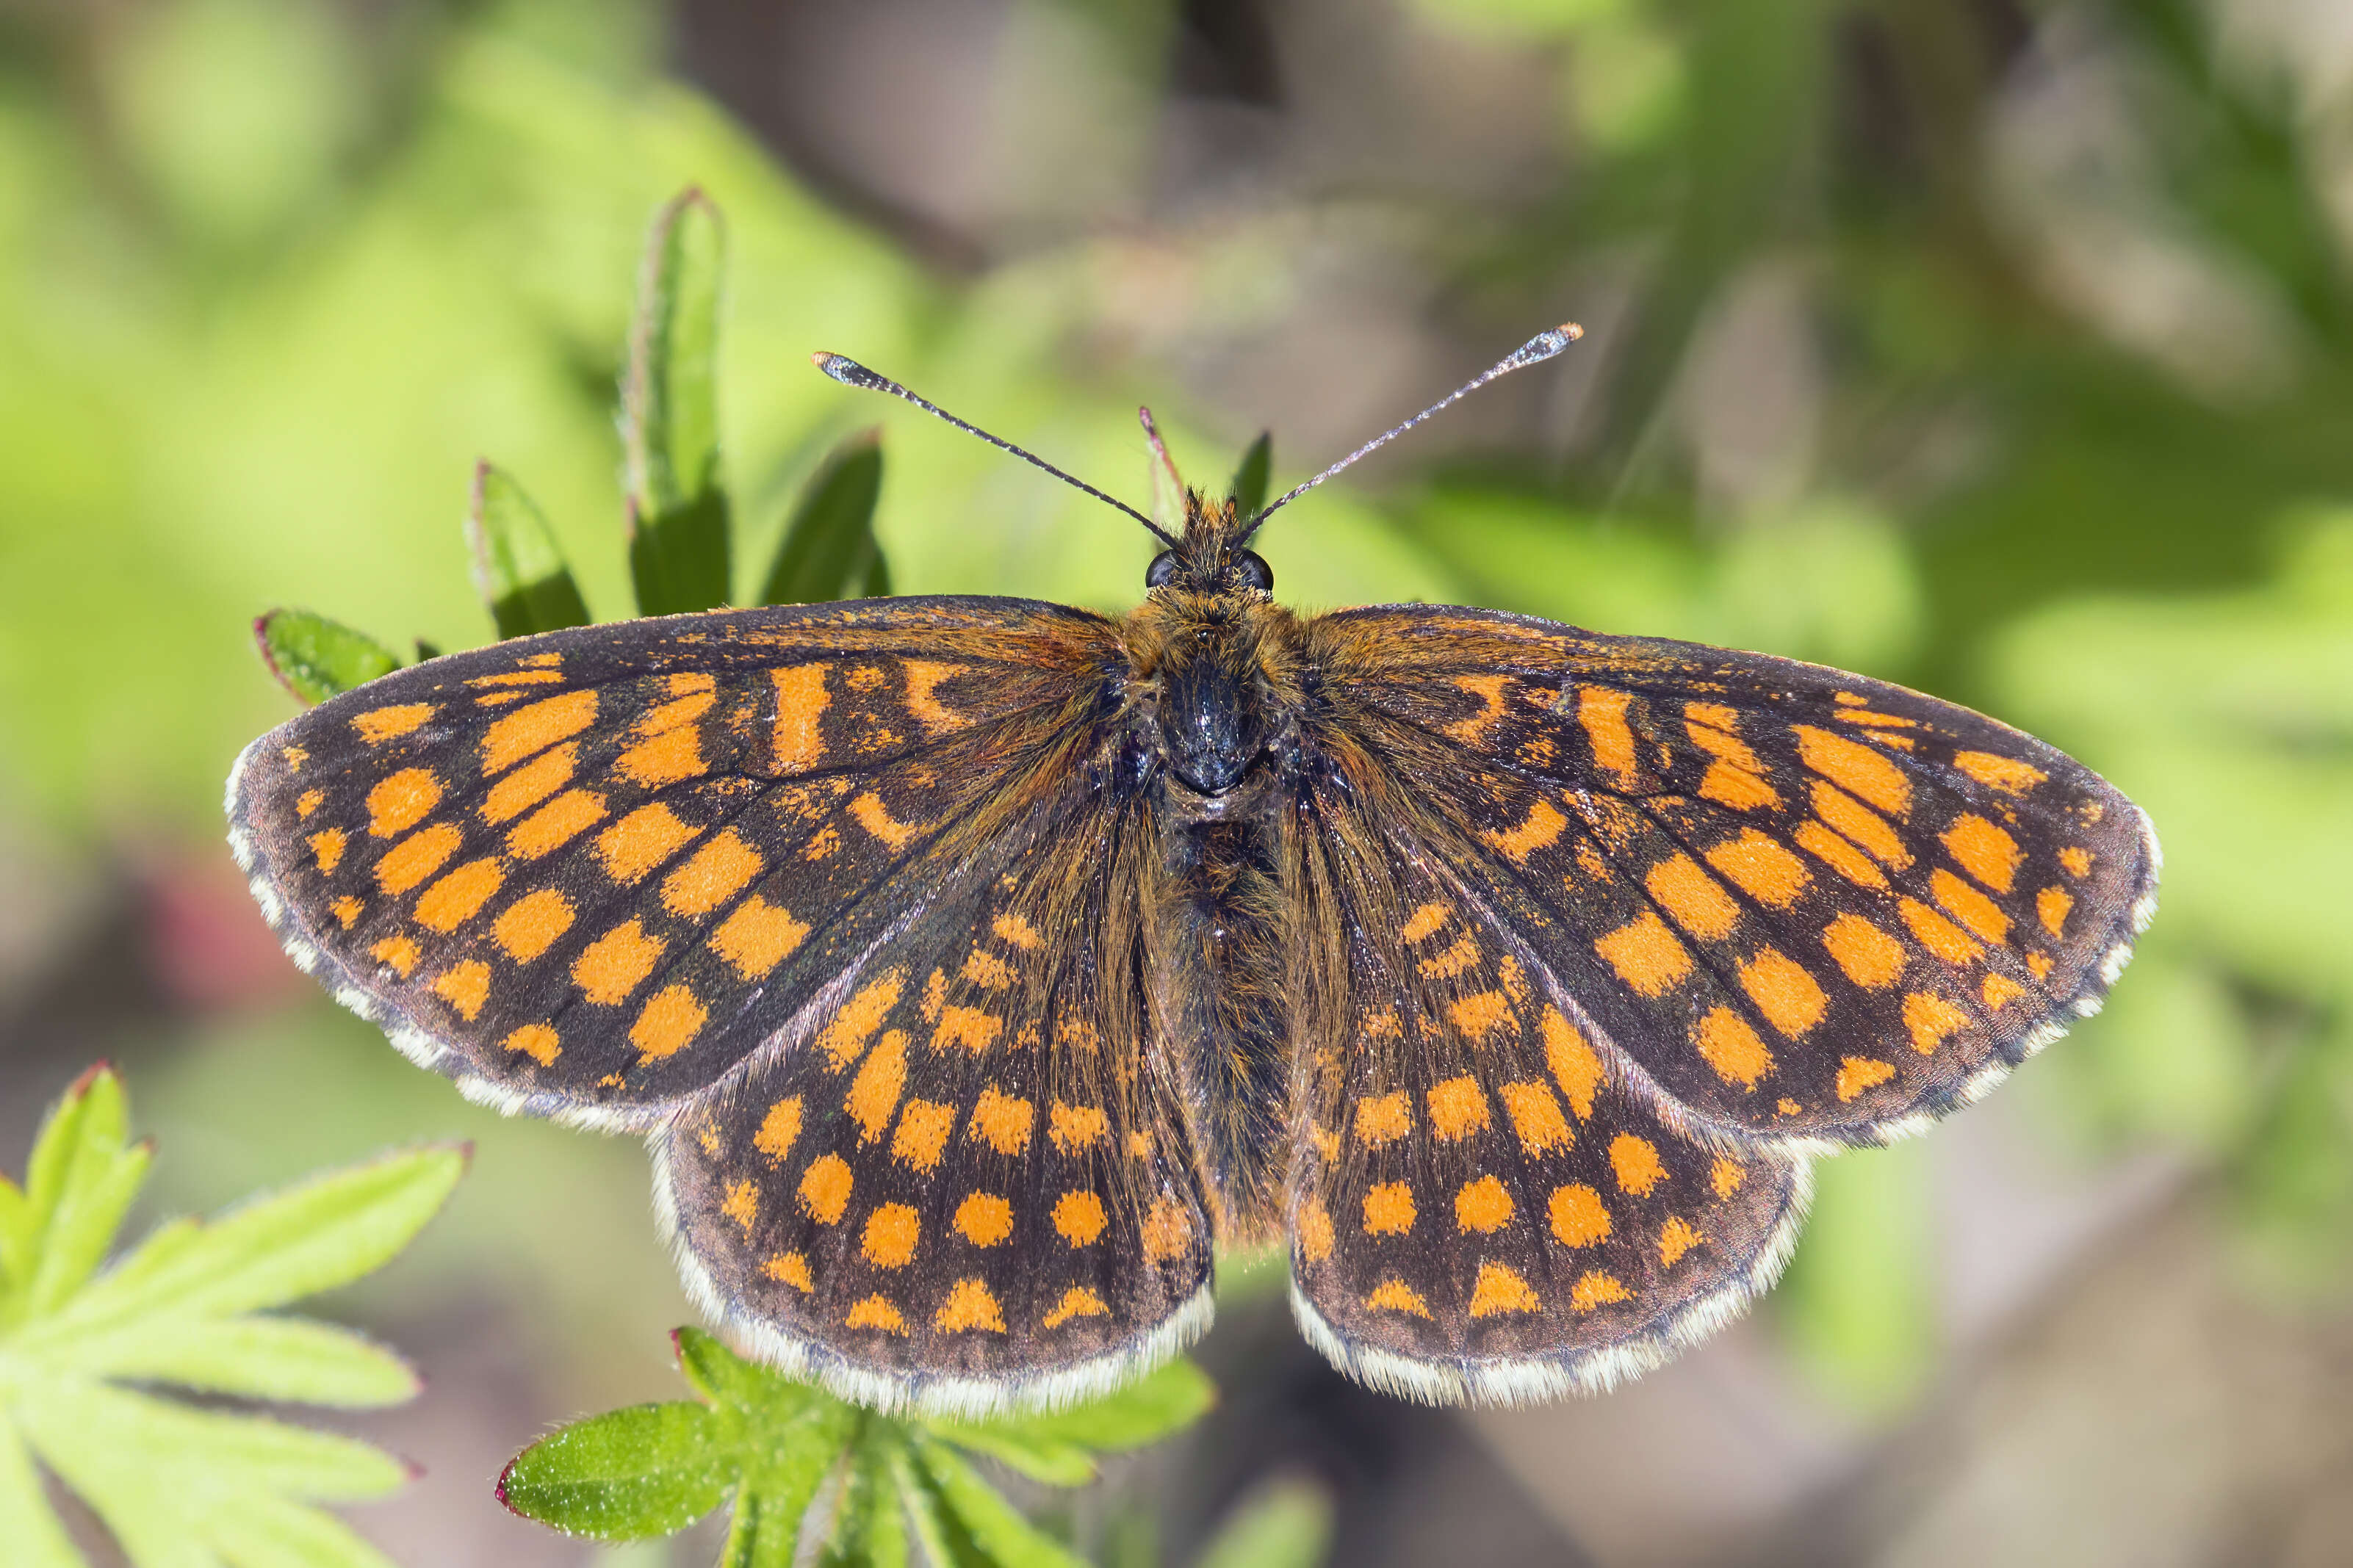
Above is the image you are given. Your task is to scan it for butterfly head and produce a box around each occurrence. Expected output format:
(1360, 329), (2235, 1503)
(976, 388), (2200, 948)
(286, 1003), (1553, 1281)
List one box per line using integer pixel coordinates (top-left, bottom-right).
(1145, 492), (1275, 598)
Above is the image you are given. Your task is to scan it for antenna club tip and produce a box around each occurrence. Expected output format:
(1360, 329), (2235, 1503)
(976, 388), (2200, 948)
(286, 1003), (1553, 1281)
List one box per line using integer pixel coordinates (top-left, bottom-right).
(1560, 321), (1585, 340)
(812, 352), (879, 389)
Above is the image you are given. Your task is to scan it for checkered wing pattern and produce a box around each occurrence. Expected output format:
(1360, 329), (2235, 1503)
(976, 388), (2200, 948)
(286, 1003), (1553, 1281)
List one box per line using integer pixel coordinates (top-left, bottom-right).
(1283, 831), (1810, 1402)
(226, 598), (1128, 1131)
(1302, 605), (2160, 1152)
(655, 784), (1213, 1415)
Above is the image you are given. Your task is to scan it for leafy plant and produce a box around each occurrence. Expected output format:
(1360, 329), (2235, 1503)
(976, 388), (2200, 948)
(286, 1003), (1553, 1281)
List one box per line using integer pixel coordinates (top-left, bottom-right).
(0, 1064), (462, 1567)
(253, 184), (893, 707)
(500, 1329), (1216, 1565)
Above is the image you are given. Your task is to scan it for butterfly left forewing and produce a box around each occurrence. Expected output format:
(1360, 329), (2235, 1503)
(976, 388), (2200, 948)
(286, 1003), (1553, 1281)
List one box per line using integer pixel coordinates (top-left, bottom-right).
(1283, 834), (1808, 1402)
(228, 598), (1120, 1127)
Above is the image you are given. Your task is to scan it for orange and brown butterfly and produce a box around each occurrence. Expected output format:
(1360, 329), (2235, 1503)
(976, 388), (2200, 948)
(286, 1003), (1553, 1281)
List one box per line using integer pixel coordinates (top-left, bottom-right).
(227, 327), (2157, 1415)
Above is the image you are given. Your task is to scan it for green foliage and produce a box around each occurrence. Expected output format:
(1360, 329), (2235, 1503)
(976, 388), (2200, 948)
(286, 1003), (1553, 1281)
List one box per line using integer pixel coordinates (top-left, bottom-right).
(1189, 1480), (1335, 1568)
(470, 462), (595, 637)
(761, 430), (890, 605)
(500, 1327), (1214, 1564)
(627, 187), (734, 617)
(1226, 434), (1272, 521)
(253, 608), (403, 707)
(0, 1065), (462, 1567)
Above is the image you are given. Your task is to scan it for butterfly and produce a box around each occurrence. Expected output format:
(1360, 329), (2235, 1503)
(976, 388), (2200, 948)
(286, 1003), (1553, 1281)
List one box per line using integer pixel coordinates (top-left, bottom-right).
(227, 326), (2158, 1416)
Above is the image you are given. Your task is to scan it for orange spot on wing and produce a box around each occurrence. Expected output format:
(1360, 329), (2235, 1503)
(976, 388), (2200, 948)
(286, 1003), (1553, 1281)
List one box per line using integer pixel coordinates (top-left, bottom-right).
(846, 1029), (909, 1140)
(862, 1203), (920, 1268)
(1659, 1215), (1704, 1266)
(1578, 686), (1639, 782)
(1469, 1260), (1539, 1317)
(310, 829), (347, 875)
(1362, 1182), (1416, 1235)
(892, 1099), (955, 1172)
(1812, 782), (1912, 868)
(1417, 935), (1480, 978)
(1982, 972), (2029, 1010)
(1943, 814), (2022, 892)
(848, 792), (922, 849)
(1482, 798), (1567, 864)
(572, 919), (666, 1005)
(961, 949), (1016, 989)
(467, 669), (564, 687)
(1834, 708), (1915, 729)
(353, 704), (434, 745)
(956, 1193), (1013, 1246)
(507, 790), (606, 859)
(799, 1155), (852, 1224)
(993, 912), (1042, 949)
(931, 1006), (1003, 1054)
(1355, 1092), (1413, 1147)
(1427, 1076), (1491, 1141)
(658, 831), (763, 918)
(1595, 911), (1692, 997)
(1043, 1286), (1109, 1329)
(1955, 751), (2047, 795)
(1709, 1158), (1744, 1199)
(1455, 1175), (1513, 1233)
(1570, 1271), (1632, 1312)
(631, 985), (708, 1061)
(330, 895), (362, 928)
(900, 661), (971, 737)
(617, 724), (706, 789)
(1499, 1080), (1572, 1153)
(1835, 1056), (1896, 1102)
(1297, 1198), (1334, 1262)
(1931, 868), (2010, 944)
(710, 896), (809, 980)
(1648, 854), (1741, 940)
(483, 690), (596, 775)
(1402, 902), (1452, 943)
(1449, 990), (1516, 1038)
(431, 961), (491, 1020)
(597, 803), (696, 884)
(1795, 819), (1887, 888)
(1823, 912), (1906, 989)
(1444, 673), (1511, 743)
(722, 1181), (757, 1232)
(1366, 1279), (1432, 1318)
(2027, 950), (2055, 980)
(1048, 1100), (1108, 1152)
(414, 857), (503, 932)
(1610, 1134), (1665, 1195)
(1053, 1191), (1108, 1246)
(1738, 949), (1828, 1038)
(2058, 846), (2094, 878)
(504, 1024), (559, 1065)
(1705, 829), (1814, 907)
(1700, 759), (1781, 812)
(1900, 897), (1984, 964)
(1903, 991), (1971, 1054)
(481, 744), (576, 825)
(2038, 885), (2074, 937)
(295, 789), (324, 818)
(1141, 1199), (1192, 1261)
(367, 769), (442, 838)
(970, 1087), (1033, 1155)
(845, 1294), (905, 1334)
(1542, 1008), (1604, 1119)
(376, 823), (461, 893)
(1550, 1183), (1611, 1246)
(770, 664), (829, 770)
(1695, 1006), (1774, 1088)
(763, 1252), (813, 1293)
(754, 1096), (804, 1162)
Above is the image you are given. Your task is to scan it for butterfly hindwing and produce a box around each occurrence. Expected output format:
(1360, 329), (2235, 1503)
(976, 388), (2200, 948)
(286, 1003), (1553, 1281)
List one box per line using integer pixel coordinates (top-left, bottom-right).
(1305, 606), (2158, 1149)
(655, 781), (1215, 1415)
(228, 598), (1123, 1127)
(1282, 836), (1809, 1402)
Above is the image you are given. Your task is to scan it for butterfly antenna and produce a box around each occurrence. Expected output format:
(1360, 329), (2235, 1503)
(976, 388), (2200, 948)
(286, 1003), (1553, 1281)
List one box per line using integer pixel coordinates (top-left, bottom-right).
(1235, 322), (1583, 543)
(812, 353), (1180, 547)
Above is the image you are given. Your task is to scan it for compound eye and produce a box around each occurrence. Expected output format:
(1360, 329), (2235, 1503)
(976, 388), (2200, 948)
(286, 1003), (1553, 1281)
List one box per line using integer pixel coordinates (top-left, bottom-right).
(1145, 551), (1180, 589)
(1233, 550), (1274, 592)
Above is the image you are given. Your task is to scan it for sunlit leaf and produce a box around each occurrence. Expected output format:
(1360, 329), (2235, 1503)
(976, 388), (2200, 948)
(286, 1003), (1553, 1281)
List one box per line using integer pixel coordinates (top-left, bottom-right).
(624, 187), (732, 616)
(469, 460), (592, 637)
(252, 609), (401, 706)
(1228, 431), (1272, 520)
(759, 430), (888, 606)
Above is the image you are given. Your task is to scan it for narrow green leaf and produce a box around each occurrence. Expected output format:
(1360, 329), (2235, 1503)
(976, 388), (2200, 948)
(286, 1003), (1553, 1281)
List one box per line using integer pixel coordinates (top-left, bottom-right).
(1228, 431), (1273, 519)
(203, 1491), (400, 1568)
(675, 1326), (804, 1412)
(955, 1356), (1215, 1457)
(0, 1177), (27, 1298)
(816, 1427), (908, 1568)
(0, 1415), (82, 1568)
(915, 1439), (1089, 1568)
(47, 1315), (420, 1408)
(859, 545), (894, 597)
(1194, 1479), (1336, 1568)
(15, 1376), (412, 1503)
(892, 1445), (992, 1568)
(468, 462), (592, 637)
(498, 1402), (729, 1539)
(759, 430), (887, 606)
(922, 1420), (1096, 1487)
(253, 610), (400, 706)
(30, 1146), (464, 1347)
(4, 1064), (148, 1326)
(624, 187), (732, 616)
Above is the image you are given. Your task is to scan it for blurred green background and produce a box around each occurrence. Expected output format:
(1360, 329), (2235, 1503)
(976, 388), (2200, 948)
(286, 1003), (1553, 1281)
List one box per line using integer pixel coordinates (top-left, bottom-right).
(3, 0), (2352, 1562)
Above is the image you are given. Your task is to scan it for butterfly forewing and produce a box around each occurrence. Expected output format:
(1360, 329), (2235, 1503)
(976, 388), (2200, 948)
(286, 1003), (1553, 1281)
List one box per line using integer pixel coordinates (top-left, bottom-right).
(1283, 792), (1809, 1401)
(1306, 607), (2158, 1151)
(657, 784), (1214, 1415)
(228, 599), (1122, 1127)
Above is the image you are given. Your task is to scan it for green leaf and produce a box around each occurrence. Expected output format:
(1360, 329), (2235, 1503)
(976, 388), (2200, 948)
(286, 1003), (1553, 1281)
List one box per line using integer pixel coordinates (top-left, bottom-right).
(0, 1066), (450, 1567)
(1195, 1478), (1336, 1568)
(758, 430), (889, 605)
(624, 187), (732, 615)
(469, 460), (591, 637)
(815, 1424), (909, 1568)
(954, 1354), (1217, 1457)
(916, 1439), (1090, 1568)
(499, 1402), (730, 1539)
(252, 608), (401, 706)
(1228, 431), (1273, 519)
